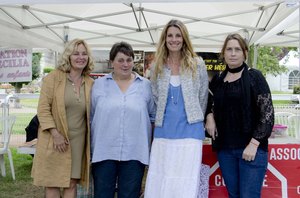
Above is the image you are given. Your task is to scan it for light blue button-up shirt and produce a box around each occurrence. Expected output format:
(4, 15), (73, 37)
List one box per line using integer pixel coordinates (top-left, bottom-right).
(90, 73), (156, 165)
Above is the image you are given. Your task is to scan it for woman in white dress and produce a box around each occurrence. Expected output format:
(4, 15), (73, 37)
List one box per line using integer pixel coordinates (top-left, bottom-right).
(144, 19), (208, 198)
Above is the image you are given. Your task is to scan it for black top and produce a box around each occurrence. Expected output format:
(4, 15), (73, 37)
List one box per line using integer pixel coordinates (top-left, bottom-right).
(206, 63), (274, 151)
(25, 114), (39, 142)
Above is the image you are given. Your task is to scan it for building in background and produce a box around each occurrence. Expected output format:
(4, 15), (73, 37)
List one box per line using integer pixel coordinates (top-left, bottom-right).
(266, 51), (300, 92)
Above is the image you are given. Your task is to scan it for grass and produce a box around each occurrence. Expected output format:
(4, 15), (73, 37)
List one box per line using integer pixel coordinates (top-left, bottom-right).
(0, 148), (44, 198)
(10, 113), (36, 134)
(0, 99), (41, 197)
(272, 100), (293, 105)
(4, 98), (38, 134)
(1, 149), (144, 198)
(271, 91), (293, 94)
(20, 98), (39, 108)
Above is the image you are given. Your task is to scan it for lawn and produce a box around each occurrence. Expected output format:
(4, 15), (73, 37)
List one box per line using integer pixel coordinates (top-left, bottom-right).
(5, 98), (38, 134)
(272, 100), (293, 105)
(20, 98), (39, 109)
(10, 113), (36, 134)
(0, 149), (44, 198)
(0, 149), (140, 198)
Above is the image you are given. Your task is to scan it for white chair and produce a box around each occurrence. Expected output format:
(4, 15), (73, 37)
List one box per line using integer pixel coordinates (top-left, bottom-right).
(0, 115), (16, 180)
(288, 115), (300, 139)
(274, 112), (295, 136)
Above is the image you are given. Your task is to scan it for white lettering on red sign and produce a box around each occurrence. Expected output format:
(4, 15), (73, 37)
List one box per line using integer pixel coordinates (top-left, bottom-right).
(214, 174), (269, 187)
(262, 175), (268, 187)
(269, 148), (300, 160)
(297, 186), (300, 195)
(215, 175), (226, 187)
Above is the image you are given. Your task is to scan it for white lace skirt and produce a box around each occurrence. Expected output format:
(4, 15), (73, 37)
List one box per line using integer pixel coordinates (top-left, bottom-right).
(144, 138), (203, 198)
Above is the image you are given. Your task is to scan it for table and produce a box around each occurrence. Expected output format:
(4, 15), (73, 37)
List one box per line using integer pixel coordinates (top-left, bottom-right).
(17, 138), (37, 155)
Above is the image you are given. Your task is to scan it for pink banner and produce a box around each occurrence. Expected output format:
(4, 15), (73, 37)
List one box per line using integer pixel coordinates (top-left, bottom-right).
(0, 48), (32, 83)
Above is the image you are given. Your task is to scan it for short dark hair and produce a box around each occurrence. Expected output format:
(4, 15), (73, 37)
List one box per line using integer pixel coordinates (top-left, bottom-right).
(109, 41), (134, 61)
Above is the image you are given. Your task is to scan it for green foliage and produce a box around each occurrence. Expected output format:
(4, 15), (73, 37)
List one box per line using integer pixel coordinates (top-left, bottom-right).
(43, 67), (54, 74)
(10, 52), (42, 93)
(249, 46), (297, 77)
(31, 53), (42, 79)
(293, 85), (300, 94)
(272, 100), (293, 105)
(0, 149), (44, 198)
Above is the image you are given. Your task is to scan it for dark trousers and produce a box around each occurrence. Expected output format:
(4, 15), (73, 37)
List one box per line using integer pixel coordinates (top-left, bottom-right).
(92, 160), (145, 198)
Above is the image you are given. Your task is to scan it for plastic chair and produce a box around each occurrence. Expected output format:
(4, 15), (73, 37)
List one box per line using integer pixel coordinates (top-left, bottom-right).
(274, 112), (295, 136)
(288, 115), (300, 139)
(0, 115), (16, 180)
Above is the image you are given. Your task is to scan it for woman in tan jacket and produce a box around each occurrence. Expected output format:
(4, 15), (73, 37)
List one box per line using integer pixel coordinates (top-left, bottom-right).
(32, 38), (94, 198)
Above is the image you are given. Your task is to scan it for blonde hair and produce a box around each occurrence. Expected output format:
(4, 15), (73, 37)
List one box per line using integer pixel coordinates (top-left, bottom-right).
(153, 19), (197, 80)
(57, 38), (94, 75)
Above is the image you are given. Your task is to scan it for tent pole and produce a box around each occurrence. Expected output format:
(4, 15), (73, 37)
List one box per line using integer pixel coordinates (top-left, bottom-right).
(253, 45), (258, 69)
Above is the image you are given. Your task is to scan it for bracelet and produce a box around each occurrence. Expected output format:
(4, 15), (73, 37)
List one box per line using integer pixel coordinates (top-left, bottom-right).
(250, 141), (259, 147)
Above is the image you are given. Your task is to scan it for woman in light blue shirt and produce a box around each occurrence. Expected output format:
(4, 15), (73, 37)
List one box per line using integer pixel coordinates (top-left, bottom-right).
(90, 41), (155, 198)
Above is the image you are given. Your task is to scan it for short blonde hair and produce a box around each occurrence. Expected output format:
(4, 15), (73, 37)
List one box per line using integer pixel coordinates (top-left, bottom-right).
(57, 38), (94, 75)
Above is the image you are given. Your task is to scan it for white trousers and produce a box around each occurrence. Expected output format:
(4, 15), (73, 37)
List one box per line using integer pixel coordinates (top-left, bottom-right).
(144, 138), (203, 198)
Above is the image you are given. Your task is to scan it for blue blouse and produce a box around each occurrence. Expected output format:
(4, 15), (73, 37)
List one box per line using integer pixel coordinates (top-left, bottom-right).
(154, 84), (205, 140)
(90, 73), (156, 165)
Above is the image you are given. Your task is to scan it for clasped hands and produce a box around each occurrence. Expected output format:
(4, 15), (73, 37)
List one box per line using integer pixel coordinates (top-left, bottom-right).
(50, 128), (69, 153)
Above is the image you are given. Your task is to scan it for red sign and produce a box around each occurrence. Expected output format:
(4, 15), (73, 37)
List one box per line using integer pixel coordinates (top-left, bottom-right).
(202, 144), (300, 198)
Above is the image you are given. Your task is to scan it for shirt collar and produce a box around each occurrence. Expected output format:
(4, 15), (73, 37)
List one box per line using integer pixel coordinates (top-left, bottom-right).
(106, 72), (143, 81)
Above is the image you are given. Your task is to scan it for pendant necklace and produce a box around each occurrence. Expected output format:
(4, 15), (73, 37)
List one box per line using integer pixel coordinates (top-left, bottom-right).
(68, 73), (82, 102)
(170, 86), (180, 105)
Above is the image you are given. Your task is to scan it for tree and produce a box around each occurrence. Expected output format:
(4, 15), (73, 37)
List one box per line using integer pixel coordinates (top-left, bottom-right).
(11, 52), (42, 93)
(43, 67), (54, 74)
(248, 45), (297, 77)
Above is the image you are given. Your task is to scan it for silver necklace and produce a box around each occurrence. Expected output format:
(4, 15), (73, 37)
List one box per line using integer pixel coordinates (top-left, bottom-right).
(170, 86), (180, 105)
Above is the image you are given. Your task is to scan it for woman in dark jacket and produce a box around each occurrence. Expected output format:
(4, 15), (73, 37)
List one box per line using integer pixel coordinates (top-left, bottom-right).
(205, 33), (274, 198)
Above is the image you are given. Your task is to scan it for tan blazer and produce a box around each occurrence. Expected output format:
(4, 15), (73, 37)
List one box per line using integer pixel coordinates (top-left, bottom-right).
(31, 69), (94, 188)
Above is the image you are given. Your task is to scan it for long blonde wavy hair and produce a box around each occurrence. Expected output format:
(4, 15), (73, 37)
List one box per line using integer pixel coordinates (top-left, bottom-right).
(57, 38), (94, 75)
(153, 19), (197, 80)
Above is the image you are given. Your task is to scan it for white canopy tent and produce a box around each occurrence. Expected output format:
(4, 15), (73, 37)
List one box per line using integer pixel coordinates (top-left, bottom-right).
(0, 0), (299, 52)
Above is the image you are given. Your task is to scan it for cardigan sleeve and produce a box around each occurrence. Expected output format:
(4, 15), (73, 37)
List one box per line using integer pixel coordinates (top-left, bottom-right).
(197, 57), (209, 115)
(249, 69), (274, 141)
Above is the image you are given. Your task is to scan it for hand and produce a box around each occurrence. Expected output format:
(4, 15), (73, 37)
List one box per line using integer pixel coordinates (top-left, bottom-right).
(242, 139), (259, 161)
(50, 128), (69, 153)
(205, 113), (218, 140)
